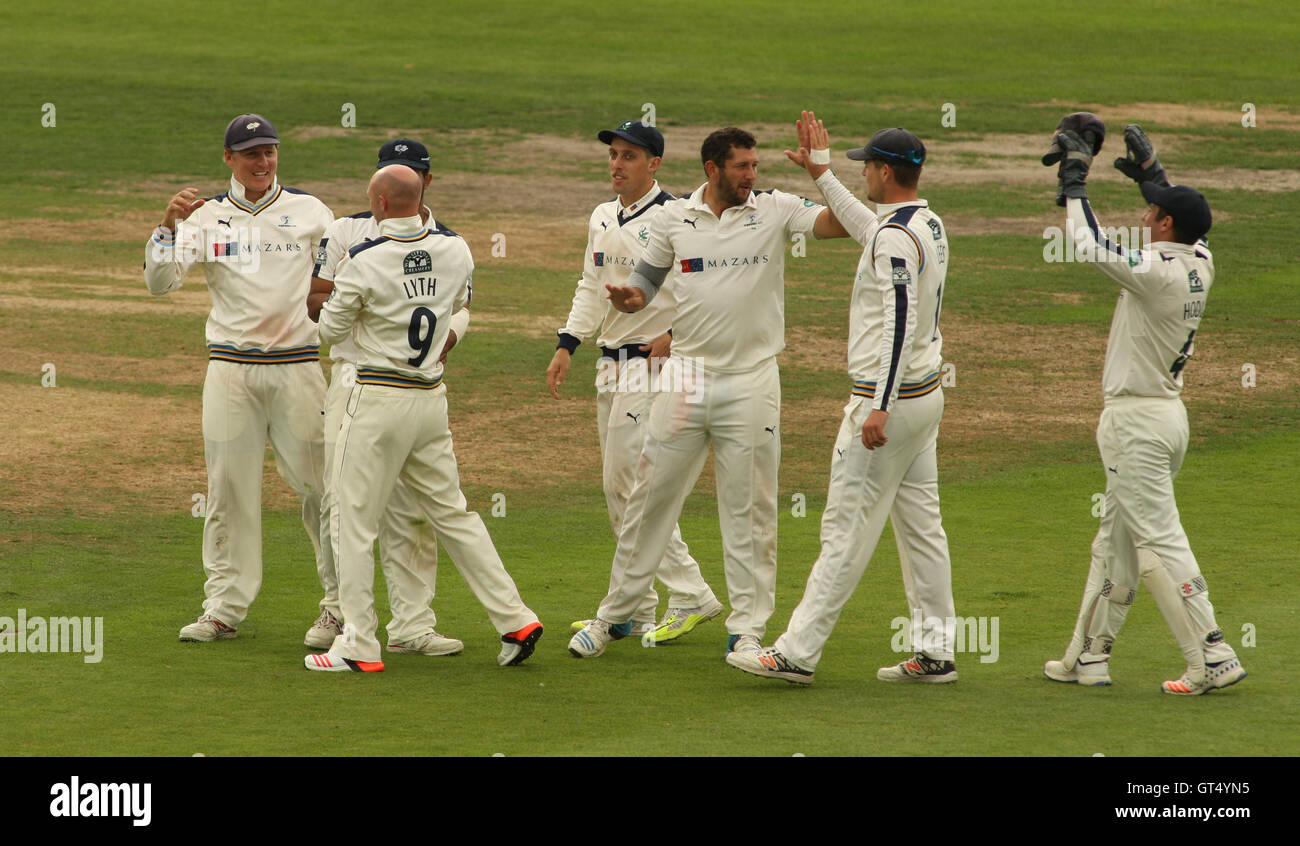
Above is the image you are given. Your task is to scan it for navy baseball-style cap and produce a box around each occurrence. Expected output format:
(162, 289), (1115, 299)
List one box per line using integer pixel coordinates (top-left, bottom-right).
(224, 114), (279, 151)
(598, 120), (665, 157)
(847, 127), (926, 166)
(1140, 183), (1212, 242)
(377, 138), (431, 172)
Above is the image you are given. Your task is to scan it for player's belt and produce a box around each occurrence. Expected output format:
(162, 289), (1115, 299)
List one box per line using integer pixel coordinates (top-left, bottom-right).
(851, 371), (940, 399)
(208, 344), (320, 364)
(354, 367), (443, 390)
(600, 342), (652, 361)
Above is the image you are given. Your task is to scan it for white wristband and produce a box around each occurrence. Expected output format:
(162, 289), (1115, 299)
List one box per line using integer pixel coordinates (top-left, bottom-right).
(810, 148), (831, 165)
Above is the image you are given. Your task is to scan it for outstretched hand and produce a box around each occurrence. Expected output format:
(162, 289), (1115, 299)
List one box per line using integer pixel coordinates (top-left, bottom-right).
(163, 187), (205, 231)
(606, 283), (646, 313)
(784, 110), (831, 179)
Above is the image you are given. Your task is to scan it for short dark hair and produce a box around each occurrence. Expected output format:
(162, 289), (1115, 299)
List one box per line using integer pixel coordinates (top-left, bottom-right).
(887, 161), (921, 190)
(1155, 207), (1194, 245)
(701, 127), (756, 170)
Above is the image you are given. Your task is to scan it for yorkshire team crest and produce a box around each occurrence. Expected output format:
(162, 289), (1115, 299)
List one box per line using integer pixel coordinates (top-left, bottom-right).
(1187, 269), (1204, 292)
(403, 250), (433, 274)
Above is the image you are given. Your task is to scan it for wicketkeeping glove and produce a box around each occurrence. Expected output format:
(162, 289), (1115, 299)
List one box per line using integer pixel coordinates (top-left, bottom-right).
(1054, 130), (1094, 205)
(1113, 124), (1170, 187)
(1042, 113), (1105, 206)
(1041, 112), (1106, 165)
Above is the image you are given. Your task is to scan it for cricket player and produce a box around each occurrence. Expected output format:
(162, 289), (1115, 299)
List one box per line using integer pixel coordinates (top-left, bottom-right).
(1041, 121), (1245, 695)
(307, 165), (541, 672)
(728, 114), (959, 685)
(145, 114), (335, 643)
(546, 120), (722, 645)
(304, 138), (468, 657)
(568, 126), (850, 659)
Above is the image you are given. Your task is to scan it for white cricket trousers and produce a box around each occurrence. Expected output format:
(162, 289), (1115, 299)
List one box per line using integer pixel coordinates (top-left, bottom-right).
(595, 355), (719, 622)
(321, 361), (441, 643)
(776, 389), (955, 669)
(199, 359), (329, 626)
(329, 382), (536, 663)
(1085, 397), (1235, 663)
(597, 357), (780, 637)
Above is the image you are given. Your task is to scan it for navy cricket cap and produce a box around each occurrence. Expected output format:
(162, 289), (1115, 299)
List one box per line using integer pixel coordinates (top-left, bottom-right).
(1140, 183), (1212, 241)
(224, 114), (279, 151)
(377, 138), (431, 172)
(847, 128), (926, 166)
(598, 120), (664, 157)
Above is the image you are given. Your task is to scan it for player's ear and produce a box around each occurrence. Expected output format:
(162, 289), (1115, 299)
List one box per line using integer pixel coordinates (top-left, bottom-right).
(648, 155), (661, 176)
(223, 148), (235, 168)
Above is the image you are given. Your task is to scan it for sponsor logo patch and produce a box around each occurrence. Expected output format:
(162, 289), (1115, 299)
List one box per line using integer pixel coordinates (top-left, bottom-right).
(892, 266), (911, 284)
(593, 251), (604, 267)
(1188, 269), (1204, 292)
(681, 257), (704, 273)
(403, 249), (433, 274)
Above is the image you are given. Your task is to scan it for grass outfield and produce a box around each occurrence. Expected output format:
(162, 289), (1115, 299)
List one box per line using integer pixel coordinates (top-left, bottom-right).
(1, 1), (1297, 757)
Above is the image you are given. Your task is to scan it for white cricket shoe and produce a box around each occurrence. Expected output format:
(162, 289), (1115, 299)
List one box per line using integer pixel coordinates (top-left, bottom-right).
(388, 630), (464, 657)
(568, 619), (634, 658)
(304, 653), (384, 673)
(726, 634), (762, 654)
(1044, 657), (1112, 686)
(1162, 657), (1247, 695)
(498, 622), (543, 666)
(179, 614), (237, 642)
(570, 618), (653, 639)
(878, 653), (958, 683)
(304, 610), (343, 649)
(726, 646), (814, 685)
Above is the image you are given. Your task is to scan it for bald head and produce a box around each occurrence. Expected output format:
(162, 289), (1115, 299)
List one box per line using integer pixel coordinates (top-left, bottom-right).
(368, 165), (423, 221)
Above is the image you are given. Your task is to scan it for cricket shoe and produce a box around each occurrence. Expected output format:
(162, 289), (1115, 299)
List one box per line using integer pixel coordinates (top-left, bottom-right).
(179, 614), (237, 642)
(650, 599), (724, 644)
(1043, 657), (1112, 686)
(726, 646), (814, 685)
(304, 609), (343, 649)
(388, 630), (464, 657)
(568, 619), (634, 658)
(726, 634), (762, 654)
(498, 622), (543, 666)
(1161, 657), (1247, 696)
(570, 618), (653, 640)
(304, 653), (384, 673)
(878, 653), (958, 684)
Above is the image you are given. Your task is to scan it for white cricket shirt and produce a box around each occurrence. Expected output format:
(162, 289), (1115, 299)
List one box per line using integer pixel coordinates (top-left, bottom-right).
(318, 214), (472, 388)
(1067, 198), (1213, 400)
(144, 177), (334, 360)
(558, 182), (679, 351)
(846, 200), (948, 412)
(640, 184), (823, 372)
(314, 205), (434, 363)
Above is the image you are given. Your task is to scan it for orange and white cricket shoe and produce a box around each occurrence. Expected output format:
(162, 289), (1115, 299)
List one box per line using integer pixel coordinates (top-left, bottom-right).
(726, 646), (814, 685)
(303, 653), (385, 673)
(1161, 657), (1245, 695)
